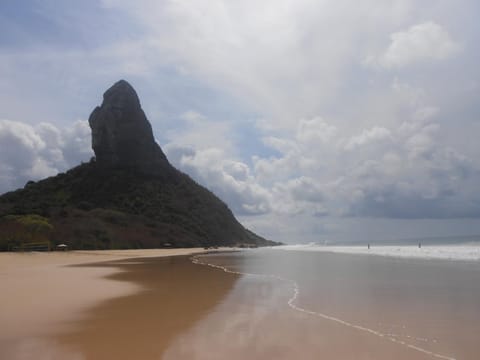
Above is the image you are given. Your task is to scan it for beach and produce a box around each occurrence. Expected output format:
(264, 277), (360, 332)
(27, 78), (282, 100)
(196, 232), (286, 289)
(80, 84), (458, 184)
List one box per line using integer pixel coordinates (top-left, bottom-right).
(0, 249), (234, 359)
(2, 248), (479, 359)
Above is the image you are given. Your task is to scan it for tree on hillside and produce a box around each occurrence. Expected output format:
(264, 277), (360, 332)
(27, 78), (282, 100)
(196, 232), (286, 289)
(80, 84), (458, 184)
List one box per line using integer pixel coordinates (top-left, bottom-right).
(0, 215), (53, 250)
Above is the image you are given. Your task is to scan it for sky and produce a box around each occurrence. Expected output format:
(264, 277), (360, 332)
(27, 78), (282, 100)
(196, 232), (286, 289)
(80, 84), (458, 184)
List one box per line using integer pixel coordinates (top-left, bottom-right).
(1, 0), (479, 244)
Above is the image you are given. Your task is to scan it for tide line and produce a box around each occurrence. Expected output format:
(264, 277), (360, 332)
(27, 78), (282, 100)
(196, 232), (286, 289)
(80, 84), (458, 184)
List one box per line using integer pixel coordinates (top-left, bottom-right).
(191, 255), (456, 360)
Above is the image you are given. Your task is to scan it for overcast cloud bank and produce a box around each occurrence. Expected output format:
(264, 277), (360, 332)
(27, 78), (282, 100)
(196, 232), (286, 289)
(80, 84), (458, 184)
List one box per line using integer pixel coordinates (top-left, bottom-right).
(1, 0), (479, 243)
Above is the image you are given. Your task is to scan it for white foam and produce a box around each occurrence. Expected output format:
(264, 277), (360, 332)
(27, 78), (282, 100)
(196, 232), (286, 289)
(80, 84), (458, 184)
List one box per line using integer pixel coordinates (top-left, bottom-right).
(273, 244), (480, 261)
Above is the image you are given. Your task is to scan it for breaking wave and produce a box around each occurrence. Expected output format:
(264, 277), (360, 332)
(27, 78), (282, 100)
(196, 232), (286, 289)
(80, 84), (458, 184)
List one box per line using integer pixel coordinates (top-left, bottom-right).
(273, 244), (480, 261)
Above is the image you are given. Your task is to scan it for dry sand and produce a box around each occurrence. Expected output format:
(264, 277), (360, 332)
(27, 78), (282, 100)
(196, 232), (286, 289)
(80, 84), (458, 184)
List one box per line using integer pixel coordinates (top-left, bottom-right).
(0, 248), (233, 359)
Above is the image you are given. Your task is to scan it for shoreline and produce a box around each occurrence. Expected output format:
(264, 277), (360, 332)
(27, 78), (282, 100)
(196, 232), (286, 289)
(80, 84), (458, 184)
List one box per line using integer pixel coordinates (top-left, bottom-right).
(0, 248), (236, 359)
(273, 244), (480, 261)
(3, 249), (477, 359)
(164, 252), (443, 360)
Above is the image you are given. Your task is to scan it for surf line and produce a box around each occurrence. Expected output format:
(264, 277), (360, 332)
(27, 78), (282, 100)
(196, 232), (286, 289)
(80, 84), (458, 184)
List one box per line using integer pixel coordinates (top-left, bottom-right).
(191, 255), (456, 360)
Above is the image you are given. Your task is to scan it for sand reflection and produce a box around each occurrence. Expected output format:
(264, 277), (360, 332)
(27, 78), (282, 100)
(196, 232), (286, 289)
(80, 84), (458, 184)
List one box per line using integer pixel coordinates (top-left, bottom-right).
(163, 255), (432, 360)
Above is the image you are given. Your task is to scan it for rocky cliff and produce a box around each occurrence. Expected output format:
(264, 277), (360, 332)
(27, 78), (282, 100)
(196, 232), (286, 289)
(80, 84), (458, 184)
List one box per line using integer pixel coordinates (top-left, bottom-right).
(0, 80), (278, 250)
(89, 80), (169, 172)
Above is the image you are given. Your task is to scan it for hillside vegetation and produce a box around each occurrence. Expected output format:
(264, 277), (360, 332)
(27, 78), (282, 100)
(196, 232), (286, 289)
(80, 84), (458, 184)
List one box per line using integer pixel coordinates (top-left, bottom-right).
(0, 160), (276, 250)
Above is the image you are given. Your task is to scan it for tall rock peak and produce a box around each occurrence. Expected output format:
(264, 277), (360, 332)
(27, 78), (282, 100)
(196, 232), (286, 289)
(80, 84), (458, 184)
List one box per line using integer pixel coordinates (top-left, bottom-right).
(88, 80), (168, 172)
(102, 79), (141, 111)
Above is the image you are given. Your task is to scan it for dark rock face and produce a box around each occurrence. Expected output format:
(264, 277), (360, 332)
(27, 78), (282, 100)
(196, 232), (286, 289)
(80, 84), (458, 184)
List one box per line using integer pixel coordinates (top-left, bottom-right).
(88, 80), (169, 172)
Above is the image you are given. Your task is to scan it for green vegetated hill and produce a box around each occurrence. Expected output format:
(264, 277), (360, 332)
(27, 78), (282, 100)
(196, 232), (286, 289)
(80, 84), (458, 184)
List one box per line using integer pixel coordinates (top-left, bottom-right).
(0, 80), (278, 250)
(0, 161), (273, 250)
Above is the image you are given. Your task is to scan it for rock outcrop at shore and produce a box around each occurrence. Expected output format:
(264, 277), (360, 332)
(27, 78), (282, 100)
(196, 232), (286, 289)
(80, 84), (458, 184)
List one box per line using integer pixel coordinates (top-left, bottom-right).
(89, 80), (169, 173)
(0, 80), (278, 250)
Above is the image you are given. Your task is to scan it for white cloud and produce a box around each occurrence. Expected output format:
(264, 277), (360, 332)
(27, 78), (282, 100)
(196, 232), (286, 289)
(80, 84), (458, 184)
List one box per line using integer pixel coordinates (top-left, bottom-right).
(164, 143), (272, 215)
(412, 106), (439, 122)
(344, 127), (392, 150)
(261, 137), (297, 154)
(0, 119), (92, 194)
(96, 0), (417, 126)
(0, 120), (46, 153)
(162, 104), (480, 225)
(167, 110), (234, 152)
(296, 117), (337, 144)
(252, 106), (479, 221)
(368, 21), (460, 68)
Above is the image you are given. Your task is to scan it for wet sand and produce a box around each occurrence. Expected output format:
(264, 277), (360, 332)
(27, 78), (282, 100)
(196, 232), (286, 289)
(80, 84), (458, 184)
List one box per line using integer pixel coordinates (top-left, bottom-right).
(163, 254), (436, 360)
(178, 251), (480, 360)
(163, 275), (433, 360)
(0, 249), (234, 359)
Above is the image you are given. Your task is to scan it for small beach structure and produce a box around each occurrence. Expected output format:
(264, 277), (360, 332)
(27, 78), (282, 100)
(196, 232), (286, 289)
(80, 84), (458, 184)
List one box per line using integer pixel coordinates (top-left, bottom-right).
(56, 244), (68, 251)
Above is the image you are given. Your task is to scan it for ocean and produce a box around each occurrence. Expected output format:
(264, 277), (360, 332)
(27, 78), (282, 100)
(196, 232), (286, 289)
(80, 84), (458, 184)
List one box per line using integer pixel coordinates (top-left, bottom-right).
(276, 242), (480, 261)
(163, 246), (480, 359)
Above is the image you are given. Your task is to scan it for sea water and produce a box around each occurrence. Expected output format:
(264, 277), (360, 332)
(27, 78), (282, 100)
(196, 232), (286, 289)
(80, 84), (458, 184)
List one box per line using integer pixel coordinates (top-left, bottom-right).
(275, 242), (480, 261)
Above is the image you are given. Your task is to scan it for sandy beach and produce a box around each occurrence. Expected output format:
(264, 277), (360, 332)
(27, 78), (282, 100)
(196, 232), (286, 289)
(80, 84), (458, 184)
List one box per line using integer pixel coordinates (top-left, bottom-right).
(3, 248), (479, 359)
(0, 248), (234, 360)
